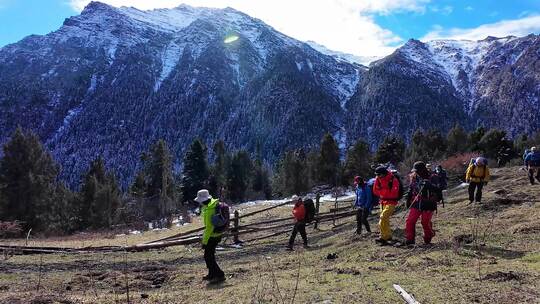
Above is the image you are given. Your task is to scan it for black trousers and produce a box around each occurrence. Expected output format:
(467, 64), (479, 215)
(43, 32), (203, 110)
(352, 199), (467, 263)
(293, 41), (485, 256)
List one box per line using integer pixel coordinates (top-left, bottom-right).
(204, 237), (224, 279)
(356, 208), (371, 233)
(468, 182), (484, 202)
(528, 167), (540, 184)
(288, 221), (307, 246)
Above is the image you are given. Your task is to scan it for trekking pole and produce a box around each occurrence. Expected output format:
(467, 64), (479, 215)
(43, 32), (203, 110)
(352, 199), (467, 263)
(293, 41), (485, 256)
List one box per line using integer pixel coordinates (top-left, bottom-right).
(401, 183), (426, 219)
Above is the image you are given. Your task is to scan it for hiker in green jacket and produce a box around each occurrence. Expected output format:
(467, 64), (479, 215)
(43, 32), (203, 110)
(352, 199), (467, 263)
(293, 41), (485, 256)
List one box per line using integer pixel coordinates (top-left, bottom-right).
(196, 189), (225, 284)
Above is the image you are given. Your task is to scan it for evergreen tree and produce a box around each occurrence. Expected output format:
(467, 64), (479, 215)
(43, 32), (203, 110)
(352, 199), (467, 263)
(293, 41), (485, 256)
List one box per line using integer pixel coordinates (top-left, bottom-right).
(374, 135), (405, 166)
(0, 127), (60, 231)
(408, 129), (447, 162)
(447, 124), (469, 155)
(130, 171), (146, 198)
(343, 140), (371, 184)
(226, 150), (253, 202)
(469, 126), (486, 152)
(143, 139), (174, 199)
(478, 129), (515, 165)
(273, 150), (309, 196)
(181, 139), (209, 204)
(78, 157), (121, 229)
(317, 133), (341, 185)
(208, 140), (229, 198)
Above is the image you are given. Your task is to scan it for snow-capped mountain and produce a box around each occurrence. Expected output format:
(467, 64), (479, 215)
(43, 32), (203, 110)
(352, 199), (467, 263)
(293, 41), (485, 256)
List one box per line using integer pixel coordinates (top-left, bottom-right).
(0, 1), (361, 186)
(0, 2), (538, 186)
(305, 41), (378, 66)
(345, 35), (540, 146)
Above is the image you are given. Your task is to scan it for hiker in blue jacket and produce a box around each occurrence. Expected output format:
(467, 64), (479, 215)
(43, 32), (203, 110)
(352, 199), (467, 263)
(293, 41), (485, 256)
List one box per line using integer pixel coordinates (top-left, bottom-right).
(525, 147), (540, 185)
(354, 176), (374, 235)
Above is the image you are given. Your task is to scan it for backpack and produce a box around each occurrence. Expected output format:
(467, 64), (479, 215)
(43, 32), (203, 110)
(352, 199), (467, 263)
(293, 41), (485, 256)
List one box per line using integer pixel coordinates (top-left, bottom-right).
(367, 178), (380, 206)
(389, 173), (405, 201)
(211, 202), (230, 233)
(528, 152), (540, 167)
(436, 169), (448, 190)
(303, 199), (316, 223)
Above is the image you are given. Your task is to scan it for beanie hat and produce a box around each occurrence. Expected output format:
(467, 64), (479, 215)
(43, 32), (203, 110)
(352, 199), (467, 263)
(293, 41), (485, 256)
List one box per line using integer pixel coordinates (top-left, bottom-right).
(375, 166), (388, 175)
(413, 161), (426, 172)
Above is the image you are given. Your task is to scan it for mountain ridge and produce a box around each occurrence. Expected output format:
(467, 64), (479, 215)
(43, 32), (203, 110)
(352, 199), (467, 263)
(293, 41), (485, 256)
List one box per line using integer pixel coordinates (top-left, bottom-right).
(0, 1), (538, 186)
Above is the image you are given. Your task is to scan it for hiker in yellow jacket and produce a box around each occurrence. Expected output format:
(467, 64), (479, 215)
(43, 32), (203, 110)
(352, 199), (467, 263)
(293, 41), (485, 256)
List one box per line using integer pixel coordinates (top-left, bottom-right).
(466, 157), (490, 204)
(196, 189), (225, 284)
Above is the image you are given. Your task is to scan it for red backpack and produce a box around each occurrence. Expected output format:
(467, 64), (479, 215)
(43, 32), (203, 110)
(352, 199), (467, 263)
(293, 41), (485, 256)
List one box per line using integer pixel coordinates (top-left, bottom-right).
(292, 202), (306, 221)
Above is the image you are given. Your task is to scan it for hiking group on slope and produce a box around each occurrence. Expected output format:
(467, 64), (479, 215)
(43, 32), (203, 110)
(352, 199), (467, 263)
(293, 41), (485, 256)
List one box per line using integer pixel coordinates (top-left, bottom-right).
(194, 146), (540, 283)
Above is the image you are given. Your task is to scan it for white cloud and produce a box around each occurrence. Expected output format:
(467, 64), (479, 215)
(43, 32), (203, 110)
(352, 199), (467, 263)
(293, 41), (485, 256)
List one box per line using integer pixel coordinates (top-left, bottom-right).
(431, 5), (453, 15)
(465, 6), (473, 12)
(422, 15), (540, 41)
(68, 0), (431, 58)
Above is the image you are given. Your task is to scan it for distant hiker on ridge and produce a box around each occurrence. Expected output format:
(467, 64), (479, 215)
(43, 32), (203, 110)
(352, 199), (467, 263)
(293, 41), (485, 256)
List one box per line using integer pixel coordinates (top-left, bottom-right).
(525, 147), (540, 185)
(287, 195), (310, 250)
(405, 162), (441, 246)
(353, 176), (374, 235)
(465, 157), (490, 204)
(372, 166), (402, 245)
(196, 189), (226, 284)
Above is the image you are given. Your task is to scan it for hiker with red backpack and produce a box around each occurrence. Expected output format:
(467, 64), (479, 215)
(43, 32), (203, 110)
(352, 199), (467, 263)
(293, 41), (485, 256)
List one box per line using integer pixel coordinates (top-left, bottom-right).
(465, 157), (490, 204)
(405, 162), (441, 245)
(524, 147), (540, 185)
(353, 176), (374, 235)
(287, 195), (309, 250)
(196, 189), (228, 284)
(372, 166), (403, 245)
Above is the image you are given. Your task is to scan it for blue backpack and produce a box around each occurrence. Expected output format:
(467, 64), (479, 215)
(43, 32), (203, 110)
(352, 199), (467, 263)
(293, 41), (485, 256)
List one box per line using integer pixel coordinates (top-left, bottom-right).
(527, 152), (540, 167)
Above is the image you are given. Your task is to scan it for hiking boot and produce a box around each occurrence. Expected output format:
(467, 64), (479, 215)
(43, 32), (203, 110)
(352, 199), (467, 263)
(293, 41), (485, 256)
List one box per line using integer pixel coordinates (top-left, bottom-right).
(405, 240), (415, 246)
(303, 244), (310, 249)
(286, 246), (294, 251)
(375, 238), (390, 246)
(355, 229), (361, 235)
(202, 274), (211, 281)
(468, 200), (473, 204)
(208, 276), (226, 285)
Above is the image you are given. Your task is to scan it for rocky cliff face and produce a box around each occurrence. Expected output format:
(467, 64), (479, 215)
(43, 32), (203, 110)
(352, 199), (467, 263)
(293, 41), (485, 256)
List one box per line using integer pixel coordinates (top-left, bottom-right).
(0, 2), (538, 186)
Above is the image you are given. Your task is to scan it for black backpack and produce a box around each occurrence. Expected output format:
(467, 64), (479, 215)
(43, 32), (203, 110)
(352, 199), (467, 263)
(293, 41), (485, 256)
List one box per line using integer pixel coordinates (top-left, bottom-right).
(389, 173), (405, 201)
(303, 199), (316, 223)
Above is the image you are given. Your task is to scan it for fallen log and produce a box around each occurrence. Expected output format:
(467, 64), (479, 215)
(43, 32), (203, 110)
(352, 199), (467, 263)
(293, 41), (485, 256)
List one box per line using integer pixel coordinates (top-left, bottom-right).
(393, 284), (421, 304)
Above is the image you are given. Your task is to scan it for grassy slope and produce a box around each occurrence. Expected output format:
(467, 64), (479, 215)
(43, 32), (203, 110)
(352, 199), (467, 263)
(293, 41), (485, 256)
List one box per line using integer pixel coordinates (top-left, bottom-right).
(0, 167), (539, 304)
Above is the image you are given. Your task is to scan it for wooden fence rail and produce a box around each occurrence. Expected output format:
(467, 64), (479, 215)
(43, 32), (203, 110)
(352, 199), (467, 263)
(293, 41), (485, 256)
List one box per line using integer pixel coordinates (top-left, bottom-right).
(0, 194), (360, 255)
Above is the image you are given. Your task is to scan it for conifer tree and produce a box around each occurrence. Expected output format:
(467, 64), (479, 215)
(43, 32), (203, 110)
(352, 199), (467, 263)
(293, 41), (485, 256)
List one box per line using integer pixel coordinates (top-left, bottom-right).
(374, 135), (405, 166)
(447, 124), (469, 155)
(317, 133), (341, 186)
(78, 157), (121, 229)
(226, 150), (253, 202)
(469, 126), (486, 152)
(343, 139), (371, 184)
(0, 127), (60, 231)
(143, 139), (174, 199)
(208, 140), (229, 197)
(181, 139), (209, 203)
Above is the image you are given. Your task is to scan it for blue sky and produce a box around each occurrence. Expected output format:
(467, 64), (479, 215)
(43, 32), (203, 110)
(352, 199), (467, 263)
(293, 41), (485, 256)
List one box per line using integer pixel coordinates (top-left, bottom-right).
(0, 0), (539, 59)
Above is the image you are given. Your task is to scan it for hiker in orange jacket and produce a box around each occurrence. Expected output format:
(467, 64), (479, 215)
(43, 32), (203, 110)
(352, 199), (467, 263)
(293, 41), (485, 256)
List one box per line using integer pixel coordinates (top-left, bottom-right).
(372, 166), (400, 245)
(287, 195), (308, 250)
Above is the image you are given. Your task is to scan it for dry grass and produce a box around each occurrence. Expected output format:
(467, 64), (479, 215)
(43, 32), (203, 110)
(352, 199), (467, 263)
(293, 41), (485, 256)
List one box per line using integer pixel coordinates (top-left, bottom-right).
(0, 167), (539, 303)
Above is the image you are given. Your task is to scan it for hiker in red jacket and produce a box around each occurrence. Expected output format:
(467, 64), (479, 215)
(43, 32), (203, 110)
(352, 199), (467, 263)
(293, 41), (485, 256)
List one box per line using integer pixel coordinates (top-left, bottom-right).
(405, 162), (441, 245)
(372, 166), (400, 245)
(287, 195), (308, 250)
